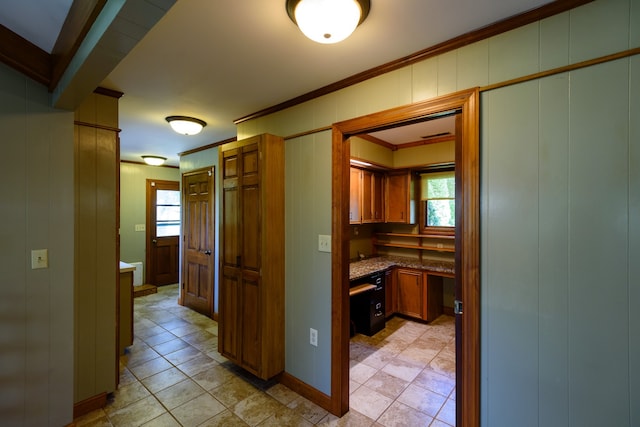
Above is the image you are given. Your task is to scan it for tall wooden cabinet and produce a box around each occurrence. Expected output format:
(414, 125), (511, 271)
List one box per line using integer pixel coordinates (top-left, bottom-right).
(385, 170), (415, 224)
(218, 134), (285, 380)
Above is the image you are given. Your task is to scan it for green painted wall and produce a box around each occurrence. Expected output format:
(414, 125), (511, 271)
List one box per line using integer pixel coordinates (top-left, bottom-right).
(0, 62), (74, 426)
(119, 162), (180, 272)
(237, 0), (640, 423)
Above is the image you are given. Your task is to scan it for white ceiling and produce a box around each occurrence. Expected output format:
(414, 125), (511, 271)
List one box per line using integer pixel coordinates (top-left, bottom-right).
(0, 0), (554, 166)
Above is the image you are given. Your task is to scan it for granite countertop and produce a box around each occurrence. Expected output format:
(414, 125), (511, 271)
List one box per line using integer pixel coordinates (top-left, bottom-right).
(349, 256), (454, 281)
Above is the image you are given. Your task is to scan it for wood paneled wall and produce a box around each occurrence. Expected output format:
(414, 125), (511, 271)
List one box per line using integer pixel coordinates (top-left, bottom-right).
(74, 92), (119, 406)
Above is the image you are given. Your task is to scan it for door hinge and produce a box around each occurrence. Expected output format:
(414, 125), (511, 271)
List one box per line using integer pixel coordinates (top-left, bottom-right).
(454, 299), (463, 315)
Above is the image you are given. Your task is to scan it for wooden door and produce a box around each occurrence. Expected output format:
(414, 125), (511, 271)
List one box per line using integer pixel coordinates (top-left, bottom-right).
(182, 169), (214, 317)
(146, 180), (180, 286)
(396, 268), (424, 319)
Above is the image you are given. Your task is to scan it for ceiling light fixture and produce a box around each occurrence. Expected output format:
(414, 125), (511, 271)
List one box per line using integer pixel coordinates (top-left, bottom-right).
(286, 0), (370, 44)
(165, 116), (207, 135)
(142, 155), (167, 166)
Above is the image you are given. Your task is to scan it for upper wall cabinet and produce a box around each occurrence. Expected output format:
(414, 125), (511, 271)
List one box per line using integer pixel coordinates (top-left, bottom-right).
(385, 170), (416, 224)
(350, 166), (385, 224)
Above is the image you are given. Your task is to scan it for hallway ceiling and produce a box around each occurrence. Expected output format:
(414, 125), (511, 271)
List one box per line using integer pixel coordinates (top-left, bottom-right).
(0, 0), (554, 166)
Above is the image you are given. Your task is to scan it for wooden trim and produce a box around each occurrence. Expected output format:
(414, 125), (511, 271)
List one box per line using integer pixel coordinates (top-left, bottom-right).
(279, 371), (333, 413)
(481, 46), (640, 93)
(94, 86), (124, 99)
(398, 135), (455, 149)
(331, 88), (480, 424)
(0, 23), (51, 86)
(283, 126), (333, 141)
(356, 134), (397, 151)
(74, 121), (121, 133)
(178, 136), (237, 157)
(50, 0), (107, 91)
(235, 0), (593, 124)
(73, 392), (107, 418)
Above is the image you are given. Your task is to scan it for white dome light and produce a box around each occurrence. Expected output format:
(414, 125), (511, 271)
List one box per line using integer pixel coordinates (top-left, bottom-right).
(165, 116), (206, 136)
(287, 0), (370, 44)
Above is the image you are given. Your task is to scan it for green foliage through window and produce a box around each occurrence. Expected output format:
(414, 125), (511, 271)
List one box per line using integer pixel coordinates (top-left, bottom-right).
(421, 171), (455, 228)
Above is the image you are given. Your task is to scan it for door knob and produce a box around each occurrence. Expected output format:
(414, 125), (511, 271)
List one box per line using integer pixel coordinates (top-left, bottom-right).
(204, 250), (212, 255)
(152, 239), (157, 243)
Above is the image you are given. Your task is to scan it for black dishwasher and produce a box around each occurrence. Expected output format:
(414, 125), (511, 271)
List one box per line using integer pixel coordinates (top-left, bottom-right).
(350, 271), (385, 336)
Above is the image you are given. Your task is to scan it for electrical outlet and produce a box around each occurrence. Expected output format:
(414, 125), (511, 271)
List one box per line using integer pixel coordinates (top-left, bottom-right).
(310, 328), (318, 347)
(318, 235), (331, 252)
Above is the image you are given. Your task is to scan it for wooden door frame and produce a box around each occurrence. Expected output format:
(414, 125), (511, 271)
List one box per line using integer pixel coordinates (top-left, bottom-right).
(330, 88), (480, 425)
(145, 179), (180, 285)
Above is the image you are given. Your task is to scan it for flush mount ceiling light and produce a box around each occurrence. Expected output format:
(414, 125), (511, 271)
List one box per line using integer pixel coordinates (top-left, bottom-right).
(142, 155), (167, 166)
(165, 116), (207, 135)
(286, 0), (370, 44)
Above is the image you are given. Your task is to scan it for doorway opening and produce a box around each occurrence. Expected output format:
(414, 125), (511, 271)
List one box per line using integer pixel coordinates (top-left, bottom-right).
(330, 89), (480, 426)
(145, 179), (180, 286)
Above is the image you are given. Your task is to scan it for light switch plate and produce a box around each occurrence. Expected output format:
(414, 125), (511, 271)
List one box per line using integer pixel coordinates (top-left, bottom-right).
(31, 249), (48, 269)
(134, 224), (145, 232)
(318, 235), (331, 252)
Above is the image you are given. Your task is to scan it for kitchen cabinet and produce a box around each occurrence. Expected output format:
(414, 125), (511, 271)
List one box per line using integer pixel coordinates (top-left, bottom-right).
(385, 268), (396, 317)
(385, 170), (415, 224)
(396, 268), (444, 322)
(350, 167), (385, 224)
(396, 268), (424, 319)
(219, 134), (285, 380)
(350, 167), (361, 224)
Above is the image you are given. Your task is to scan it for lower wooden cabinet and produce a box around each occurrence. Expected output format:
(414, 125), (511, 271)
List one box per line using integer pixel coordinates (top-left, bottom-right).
(385, 269), (396, 317)
(395, 268), (444, 322)
(396, 269), (424, 319)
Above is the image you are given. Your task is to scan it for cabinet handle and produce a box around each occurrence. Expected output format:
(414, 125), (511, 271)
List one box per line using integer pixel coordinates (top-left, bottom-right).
(204, 250), (212, 255)
(236, 255), (241, 267)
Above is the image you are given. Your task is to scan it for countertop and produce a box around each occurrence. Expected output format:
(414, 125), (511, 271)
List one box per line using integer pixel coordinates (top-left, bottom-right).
(120, 261), (135, 273)
(349, 256), (454, 281)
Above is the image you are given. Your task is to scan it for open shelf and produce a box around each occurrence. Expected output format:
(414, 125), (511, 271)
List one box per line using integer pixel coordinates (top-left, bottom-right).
(373, 232), (455, 260)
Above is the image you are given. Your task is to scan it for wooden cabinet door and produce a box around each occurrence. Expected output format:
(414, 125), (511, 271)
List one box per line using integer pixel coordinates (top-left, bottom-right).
(385, 171), (413, 223)
(361, 169), (373, 223)
(220, 148), (241, 361)
(372, 172), (385, 222)
(350, 167), (362, 224)
(385, 269), (396, 317)
(396, 268), (424, 319)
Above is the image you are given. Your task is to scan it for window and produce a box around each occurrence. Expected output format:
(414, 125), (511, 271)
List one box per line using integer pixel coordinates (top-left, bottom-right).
(156, 189), (181, 237)
(421, 170), (455, 229)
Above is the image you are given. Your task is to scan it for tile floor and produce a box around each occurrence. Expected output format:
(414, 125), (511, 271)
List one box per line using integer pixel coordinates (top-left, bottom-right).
(74, 284), (456, 426)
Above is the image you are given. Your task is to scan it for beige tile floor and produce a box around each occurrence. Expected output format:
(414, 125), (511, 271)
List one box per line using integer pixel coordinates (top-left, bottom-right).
(74, 284), (455, 427)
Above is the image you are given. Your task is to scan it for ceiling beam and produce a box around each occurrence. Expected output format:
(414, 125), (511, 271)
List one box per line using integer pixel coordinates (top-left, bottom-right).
(0, 23), (50, 85)
(50, 0), (108, 92)
(52, 0), (177, 110)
